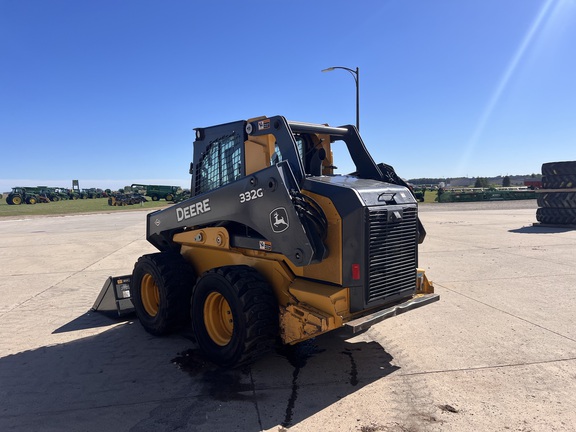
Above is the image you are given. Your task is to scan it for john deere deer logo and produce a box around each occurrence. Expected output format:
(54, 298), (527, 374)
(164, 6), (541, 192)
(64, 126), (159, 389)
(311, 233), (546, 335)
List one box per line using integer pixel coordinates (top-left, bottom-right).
(270, 207), (289, 233)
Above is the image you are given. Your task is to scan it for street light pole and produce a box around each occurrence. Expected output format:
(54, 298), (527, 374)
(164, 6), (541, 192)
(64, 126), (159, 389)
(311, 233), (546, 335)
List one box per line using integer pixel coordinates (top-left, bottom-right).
(321, 66), (360, 130)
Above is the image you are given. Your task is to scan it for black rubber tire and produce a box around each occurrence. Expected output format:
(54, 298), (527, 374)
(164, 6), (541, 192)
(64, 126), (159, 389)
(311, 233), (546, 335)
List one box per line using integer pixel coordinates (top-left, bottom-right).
(537, 192), (576, 209)
(165, 194), (174, 201)
(536, 207), (576, 225)
(151, 195), (159, 201)
(542, 174), (576, 189)
(191, 266), (278, 368)
(542, 161), (576, 176)
(131, 252), (196, 336)
(26, 196), (37, 205)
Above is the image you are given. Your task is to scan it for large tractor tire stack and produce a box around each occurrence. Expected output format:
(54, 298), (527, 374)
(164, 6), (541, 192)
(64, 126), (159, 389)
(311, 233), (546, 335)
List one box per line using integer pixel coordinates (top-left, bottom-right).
(536, 161), (576, 225)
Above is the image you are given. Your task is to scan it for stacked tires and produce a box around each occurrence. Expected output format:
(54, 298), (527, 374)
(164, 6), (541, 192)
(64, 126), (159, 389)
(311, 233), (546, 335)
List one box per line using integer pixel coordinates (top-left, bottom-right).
(536, 161), (576, 225)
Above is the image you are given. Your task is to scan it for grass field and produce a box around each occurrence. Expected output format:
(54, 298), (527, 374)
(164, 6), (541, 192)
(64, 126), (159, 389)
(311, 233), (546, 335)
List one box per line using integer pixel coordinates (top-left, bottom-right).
(0, 197), (169, 218)
(421, 189), (440, 204)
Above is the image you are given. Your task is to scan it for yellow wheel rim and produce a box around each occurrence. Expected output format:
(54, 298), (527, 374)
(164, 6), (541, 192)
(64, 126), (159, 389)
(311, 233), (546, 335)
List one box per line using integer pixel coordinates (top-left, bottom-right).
(141, 273), (160, 317)
(204, 292), (233, 346)
(13, 196), (22, 205)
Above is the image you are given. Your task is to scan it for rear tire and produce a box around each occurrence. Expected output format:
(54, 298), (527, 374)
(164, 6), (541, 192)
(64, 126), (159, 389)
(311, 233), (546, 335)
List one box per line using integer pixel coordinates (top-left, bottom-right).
(131, 252), (196, 335)
(191, 266), (278, 368)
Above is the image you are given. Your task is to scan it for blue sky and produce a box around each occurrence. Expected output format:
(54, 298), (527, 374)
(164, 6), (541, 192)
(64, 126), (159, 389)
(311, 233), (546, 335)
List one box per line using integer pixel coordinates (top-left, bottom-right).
(1, 0), (575, 192)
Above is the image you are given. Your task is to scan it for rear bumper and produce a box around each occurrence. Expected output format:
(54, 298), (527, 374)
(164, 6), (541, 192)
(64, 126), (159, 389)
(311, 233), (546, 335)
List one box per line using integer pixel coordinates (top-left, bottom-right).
(344, 293), (440, 333)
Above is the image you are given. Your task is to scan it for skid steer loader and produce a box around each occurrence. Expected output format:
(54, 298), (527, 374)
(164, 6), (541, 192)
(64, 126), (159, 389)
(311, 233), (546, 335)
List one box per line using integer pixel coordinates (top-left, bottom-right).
(128, 115), (438, 367)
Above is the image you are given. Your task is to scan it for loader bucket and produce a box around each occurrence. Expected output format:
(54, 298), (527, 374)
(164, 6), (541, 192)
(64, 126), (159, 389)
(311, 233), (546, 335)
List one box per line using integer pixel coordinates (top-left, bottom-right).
(92, 275), (135, 317)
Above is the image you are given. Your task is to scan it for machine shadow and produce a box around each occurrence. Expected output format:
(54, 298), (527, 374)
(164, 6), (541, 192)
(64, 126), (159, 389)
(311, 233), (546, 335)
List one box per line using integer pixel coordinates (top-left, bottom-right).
(1, 312), (398, 432)
(52, 309), (134, 333)
(509, 225), (575, 234)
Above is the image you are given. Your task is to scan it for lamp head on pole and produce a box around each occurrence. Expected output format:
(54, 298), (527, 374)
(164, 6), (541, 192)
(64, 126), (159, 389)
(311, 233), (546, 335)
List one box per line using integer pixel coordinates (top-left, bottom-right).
(320, 65), (360, 130)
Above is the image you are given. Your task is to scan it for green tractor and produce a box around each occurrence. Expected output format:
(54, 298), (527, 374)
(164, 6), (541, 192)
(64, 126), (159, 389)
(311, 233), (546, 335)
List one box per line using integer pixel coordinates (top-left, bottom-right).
(40, 187), (60, 201)
(53, 187), (71, 201)
(6, 187), (39, 205)
(172, 189), (191, 203)
(68, 189), (88, 200)
(85, 188), (105, 198)
(36, 186), (67, 202)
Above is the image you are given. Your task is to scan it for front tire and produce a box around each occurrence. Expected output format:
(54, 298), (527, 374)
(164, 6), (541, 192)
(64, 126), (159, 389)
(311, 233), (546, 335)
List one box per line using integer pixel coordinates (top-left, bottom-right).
(191, 266), (278, 367)
(131, 252), (196, 335)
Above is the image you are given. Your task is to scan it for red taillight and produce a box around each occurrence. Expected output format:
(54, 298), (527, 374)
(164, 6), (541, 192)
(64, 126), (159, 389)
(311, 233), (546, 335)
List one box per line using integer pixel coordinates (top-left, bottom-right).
(352, 264), (361, 280)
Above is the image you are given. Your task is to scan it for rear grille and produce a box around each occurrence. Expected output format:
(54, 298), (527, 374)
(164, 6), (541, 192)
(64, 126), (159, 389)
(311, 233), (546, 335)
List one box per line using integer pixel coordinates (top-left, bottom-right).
(366, 206), (417, 304)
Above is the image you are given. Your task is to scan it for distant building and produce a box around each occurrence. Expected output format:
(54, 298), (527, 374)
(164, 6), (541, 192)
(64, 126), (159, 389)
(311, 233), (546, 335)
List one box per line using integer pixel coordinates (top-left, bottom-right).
(524, 179), (542, 189)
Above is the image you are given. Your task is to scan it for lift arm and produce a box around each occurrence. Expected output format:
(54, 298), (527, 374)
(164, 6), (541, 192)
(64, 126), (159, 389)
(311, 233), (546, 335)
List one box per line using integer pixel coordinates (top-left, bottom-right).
(146, 161), (326, 267)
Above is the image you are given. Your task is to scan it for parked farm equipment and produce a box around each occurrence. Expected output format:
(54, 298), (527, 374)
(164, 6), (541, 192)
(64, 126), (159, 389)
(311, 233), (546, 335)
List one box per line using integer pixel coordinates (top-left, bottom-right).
(437, 187), (536, 203)
(6, 187), (40, 205)
(108, 193), (148, 206)
(131, 184), (181, 201)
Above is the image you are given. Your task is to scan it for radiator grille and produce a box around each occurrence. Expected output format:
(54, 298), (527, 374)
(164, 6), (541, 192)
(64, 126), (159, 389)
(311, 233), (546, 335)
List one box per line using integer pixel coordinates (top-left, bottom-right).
(366, 206), (417, 304)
